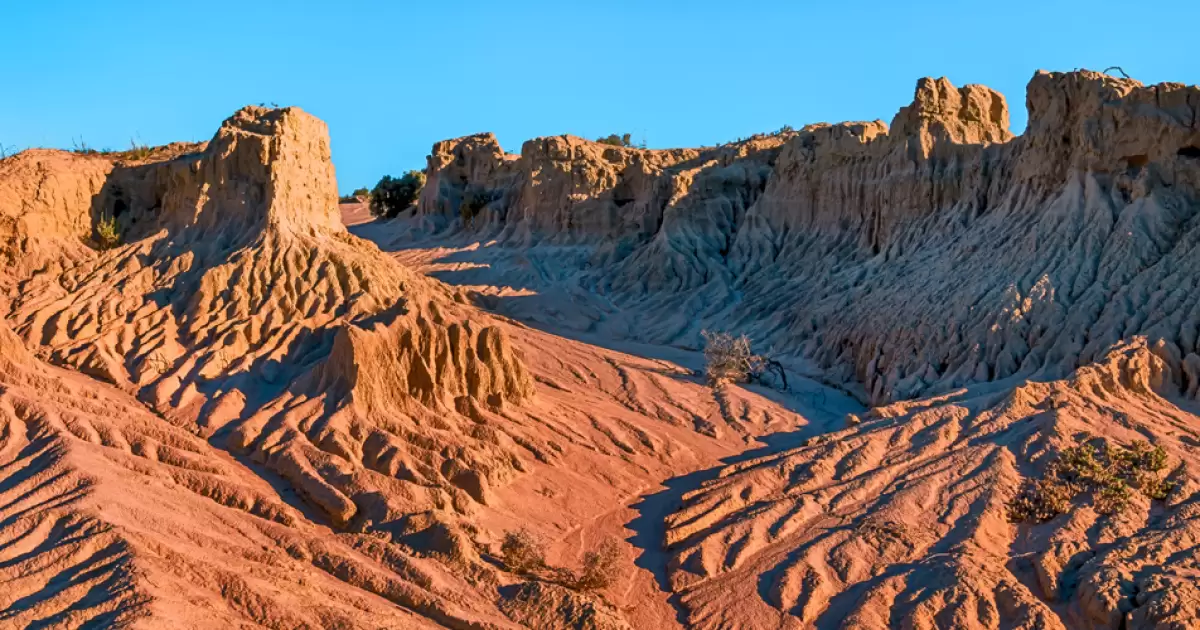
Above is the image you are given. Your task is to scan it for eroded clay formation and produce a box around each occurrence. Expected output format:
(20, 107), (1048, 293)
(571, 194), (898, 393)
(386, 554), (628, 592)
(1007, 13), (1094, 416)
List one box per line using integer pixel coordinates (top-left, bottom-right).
(416, 71), (1200, 407)
(1, 69), (1199, 629)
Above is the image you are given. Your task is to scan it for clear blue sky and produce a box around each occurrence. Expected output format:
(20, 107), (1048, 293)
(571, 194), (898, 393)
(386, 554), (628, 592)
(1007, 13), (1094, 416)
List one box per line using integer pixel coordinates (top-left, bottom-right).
(4, 1), (1199, 194)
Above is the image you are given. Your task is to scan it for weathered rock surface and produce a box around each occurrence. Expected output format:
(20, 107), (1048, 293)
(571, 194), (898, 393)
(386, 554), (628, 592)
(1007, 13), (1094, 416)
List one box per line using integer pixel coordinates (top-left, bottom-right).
(6, 67), (1200, 629)
(499, 582), (631, 630)
(10, 106), (410, 415)
(0, 102), (829, 629)
(415, 71), (1200, 409)
(386, 68), (1200, 629)
(0, 150), (112, 288)
(658, 339), (1200, 629)
(0, 317), (469, 629)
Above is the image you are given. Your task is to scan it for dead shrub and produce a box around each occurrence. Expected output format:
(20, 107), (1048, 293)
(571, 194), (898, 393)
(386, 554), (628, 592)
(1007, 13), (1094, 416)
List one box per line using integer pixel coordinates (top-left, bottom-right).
(500, 528), (545, 574)
(569, 538), (620, 592)
(701, 330), (787, 390)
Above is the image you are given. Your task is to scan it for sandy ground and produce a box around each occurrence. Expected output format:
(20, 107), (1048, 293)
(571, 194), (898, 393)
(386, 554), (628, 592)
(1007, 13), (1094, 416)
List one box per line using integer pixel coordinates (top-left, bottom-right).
(353, 204), (1200, 629)
(344, 205), (866, 628)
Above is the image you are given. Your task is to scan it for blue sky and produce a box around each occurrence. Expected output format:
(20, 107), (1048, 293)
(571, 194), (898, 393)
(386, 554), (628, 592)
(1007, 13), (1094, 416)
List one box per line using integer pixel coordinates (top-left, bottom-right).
(4, 1), (1199, 194)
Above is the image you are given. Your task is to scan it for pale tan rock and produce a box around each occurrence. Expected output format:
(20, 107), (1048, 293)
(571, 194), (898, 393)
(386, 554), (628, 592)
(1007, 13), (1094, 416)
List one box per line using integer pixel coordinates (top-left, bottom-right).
(0, 150), (112, 288)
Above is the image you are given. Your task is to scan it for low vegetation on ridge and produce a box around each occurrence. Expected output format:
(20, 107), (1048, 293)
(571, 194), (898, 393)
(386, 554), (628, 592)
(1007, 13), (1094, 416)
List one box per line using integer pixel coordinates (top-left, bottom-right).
(95, 213), (121, 250)
(1007, 437), (1174, 522)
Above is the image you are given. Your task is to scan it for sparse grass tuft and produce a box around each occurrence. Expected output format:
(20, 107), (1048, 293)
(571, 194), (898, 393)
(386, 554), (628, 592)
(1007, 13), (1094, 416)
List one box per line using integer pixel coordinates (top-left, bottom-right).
(499, 530), (621, 593)
(95, 214), (121, 250)
(119, 140), (154, 161)
(1007, 437), (1173, 522)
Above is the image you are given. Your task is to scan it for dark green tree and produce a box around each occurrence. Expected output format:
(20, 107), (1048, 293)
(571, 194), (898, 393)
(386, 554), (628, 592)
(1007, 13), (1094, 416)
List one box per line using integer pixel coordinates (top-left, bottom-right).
(369, 170), (426, 218)
(596, 133), (633, 147)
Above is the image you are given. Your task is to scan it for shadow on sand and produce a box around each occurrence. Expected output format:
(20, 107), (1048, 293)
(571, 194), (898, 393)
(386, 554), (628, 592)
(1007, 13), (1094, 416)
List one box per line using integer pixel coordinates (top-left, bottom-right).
(623, 388), (849, 627)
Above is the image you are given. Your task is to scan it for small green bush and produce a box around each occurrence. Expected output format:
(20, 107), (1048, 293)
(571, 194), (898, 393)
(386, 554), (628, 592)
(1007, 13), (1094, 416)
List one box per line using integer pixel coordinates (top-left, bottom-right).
(95, 214), (121, 250)
(338, 187), (370, 203)
(1007, 438), (1173, 522)
(369, 170), (425, 218)
(596, 133), (633, 147)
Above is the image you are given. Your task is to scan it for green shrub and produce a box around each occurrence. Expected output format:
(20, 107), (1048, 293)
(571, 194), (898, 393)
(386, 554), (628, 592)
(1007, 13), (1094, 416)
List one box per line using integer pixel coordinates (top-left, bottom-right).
(1007, 438), (1173, 522)
(369, 170), (425, 218)
(95, 214), (121, 250)
(338, 187), (370, 203)
(596, 133), (633, 147)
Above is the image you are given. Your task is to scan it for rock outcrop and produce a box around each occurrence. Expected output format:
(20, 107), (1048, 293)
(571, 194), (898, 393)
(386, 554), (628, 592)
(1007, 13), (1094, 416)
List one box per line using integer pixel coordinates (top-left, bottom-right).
(394, 68), (1200, 630)
(415, 70), (1200, 407)
(227, 307), (537, 526)
(9, 106), (412, 416)
(0, 150), (112, 288)
(1, 105), (563, 530)
(1, 104), (820, 629)
(7, 67), (1200, 630)
(0, 310), (527, 629)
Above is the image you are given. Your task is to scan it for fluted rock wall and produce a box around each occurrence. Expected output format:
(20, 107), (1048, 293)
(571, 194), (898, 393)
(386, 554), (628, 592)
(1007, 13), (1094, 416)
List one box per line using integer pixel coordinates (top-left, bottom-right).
(419, 70), (1200, 405)
(2, 105), (551, 542)
(4, 106), (525, 426)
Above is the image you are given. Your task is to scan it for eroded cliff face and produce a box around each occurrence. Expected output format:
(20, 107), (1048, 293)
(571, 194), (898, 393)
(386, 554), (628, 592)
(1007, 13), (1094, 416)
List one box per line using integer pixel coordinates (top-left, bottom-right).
(9, 107), (407, 405)
(1, 106), (551, 532)
(0, 151), (113, 288)
(398, 73), (1200, 629)
(419, 70), (1200, 406)
(3, 103), (814, 630)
